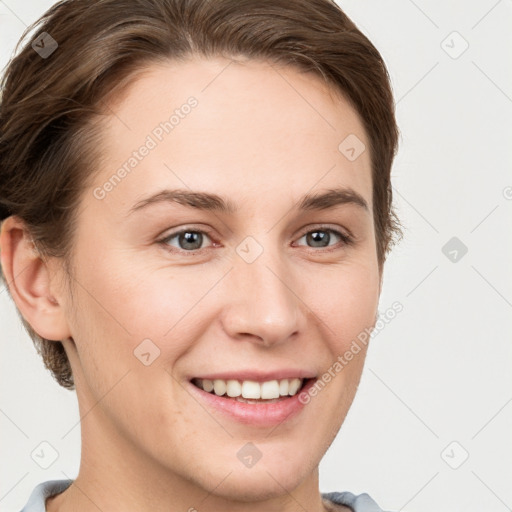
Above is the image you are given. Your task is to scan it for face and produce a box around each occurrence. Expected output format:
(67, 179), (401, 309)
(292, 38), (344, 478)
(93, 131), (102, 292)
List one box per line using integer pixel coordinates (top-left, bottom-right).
(54, 56), (381, 500)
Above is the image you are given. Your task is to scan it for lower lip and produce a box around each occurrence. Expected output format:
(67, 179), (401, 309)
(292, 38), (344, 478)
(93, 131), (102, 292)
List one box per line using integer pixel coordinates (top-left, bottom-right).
(187, 379), (316, 427)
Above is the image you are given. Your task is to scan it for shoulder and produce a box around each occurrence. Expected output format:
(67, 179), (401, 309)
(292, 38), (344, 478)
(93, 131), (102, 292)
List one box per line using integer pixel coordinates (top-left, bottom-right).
(20, 479), (73, 512)
(322, 490), (393, 512)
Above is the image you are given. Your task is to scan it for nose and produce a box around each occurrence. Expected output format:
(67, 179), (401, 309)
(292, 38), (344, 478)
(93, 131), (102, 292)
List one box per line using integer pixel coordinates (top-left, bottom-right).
(219, 243), (307, 348)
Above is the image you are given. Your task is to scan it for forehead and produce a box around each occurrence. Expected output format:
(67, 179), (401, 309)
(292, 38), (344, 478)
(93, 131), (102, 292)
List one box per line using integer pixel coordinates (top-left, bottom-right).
(90, 56), (372, 217)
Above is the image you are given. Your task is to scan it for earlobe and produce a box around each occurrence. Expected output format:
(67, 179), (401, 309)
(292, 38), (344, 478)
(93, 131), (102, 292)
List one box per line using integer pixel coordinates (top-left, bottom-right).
(0, 216), (72, 341)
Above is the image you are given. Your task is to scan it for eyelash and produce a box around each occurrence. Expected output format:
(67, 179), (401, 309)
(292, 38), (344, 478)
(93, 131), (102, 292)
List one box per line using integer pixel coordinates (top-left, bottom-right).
(157, 225), (354, 255)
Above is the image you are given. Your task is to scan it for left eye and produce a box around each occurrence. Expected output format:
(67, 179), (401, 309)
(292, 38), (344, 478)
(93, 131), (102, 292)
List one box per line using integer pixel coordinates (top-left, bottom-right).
(295, 228), (349, 249)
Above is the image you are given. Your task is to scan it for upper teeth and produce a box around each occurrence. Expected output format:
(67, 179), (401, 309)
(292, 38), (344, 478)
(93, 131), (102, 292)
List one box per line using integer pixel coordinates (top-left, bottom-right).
(195, 378), (304, 399)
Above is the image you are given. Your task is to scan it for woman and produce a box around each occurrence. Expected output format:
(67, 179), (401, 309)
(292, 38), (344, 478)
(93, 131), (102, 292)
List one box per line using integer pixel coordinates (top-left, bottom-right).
(0, 0), (401, 510)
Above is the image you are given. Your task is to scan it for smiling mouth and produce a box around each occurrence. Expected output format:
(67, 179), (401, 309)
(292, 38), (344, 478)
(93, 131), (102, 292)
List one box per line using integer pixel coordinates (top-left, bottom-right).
(191, 377), (311, 404)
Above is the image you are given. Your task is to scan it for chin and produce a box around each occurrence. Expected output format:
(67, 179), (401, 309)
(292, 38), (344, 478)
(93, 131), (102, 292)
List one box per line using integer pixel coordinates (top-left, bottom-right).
(203, 465), (310, 503)
(190, 446), (318, 502)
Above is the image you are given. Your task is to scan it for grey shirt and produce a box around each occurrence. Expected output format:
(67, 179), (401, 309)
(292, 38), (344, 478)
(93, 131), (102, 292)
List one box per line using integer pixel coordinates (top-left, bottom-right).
(20, 479), (389, 511)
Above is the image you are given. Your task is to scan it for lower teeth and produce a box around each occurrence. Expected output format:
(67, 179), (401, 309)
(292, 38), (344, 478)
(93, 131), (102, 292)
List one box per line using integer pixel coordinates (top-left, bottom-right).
(234, 396), (284, 404)
(211, 394), (286, 404)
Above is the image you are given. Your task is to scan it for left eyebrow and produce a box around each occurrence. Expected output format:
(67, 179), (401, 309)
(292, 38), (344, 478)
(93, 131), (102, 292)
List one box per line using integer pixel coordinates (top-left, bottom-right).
(126, 186), (369, 217)
(297, 188), (369, 212)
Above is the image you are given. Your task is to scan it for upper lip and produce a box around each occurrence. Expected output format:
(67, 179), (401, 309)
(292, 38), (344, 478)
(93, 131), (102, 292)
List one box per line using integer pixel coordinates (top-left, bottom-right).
(189, 369), (317, 382)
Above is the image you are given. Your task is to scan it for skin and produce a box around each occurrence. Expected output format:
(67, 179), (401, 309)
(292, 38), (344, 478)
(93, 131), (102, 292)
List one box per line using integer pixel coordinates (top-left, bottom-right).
(0, 56), (382, 512)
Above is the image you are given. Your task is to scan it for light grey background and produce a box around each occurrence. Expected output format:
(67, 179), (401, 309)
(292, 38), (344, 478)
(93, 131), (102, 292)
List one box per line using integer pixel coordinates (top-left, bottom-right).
(1, 1), (511, 511)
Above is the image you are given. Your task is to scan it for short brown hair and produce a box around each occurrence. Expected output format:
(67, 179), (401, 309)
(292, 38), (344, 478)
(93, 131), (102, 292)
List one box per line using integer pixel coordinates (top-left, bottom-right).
(0, 0), (402, 389)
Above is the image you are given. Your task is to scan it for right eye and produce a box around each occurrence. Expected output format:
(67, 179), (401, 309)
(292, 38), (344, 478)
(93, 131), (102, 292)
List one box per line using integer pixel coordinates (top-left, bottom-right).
(158, 228), (216, 253)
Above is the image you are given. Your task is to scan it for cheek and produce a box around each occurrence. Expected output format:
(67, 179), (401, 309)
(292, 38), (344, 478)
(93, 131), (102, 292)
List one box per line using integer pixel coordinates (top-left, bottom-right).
(71, 251), (203, 353)
(302, 260), (380, 348)
(300, 258), (378, 418)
